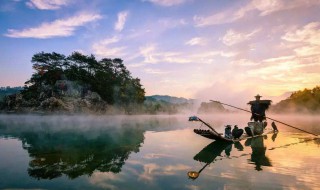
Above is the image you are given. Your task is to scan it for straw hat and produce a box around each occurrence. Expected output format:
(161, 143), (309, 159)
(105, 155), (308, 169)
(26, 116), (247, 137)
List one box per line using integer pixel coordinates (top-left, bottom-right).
(255, 94), (262, 98)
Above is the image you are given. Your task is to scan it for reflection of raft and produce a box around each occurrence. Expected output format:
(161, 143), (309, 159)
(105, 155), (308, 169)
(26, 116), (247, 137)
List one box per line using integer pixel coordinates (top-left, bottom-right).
(193, 140), (231, 163)
(190, 116), (277, 143)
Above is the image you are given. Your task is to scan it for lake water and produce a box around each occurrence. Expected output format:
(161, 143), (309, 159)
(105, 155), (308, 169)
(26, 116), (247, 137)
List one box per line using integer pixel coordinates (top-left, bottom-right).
(0, 114), (319, 190)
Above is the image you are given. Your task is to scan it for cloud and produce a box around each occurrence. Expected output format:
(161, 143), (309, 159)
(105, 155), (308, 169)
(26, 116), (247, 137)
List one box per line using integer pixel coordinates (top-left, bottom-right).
(139, 44), (159, 64)
(193, 1), (256, 27)
(89, 172), (123, 190)
(92, 36), (126, 57)
(190, 51), (237, 59)
(222, 29), (260, 46)
(193, 10), (244, 27)
(143, 153), (174, 159)
(263, 56), (296, 63)
(251, 0), (285, 16)
(282, 22), (320, 57)
(194, 0), (320, 27)
(135, 44), (237, 69)
(241, 54), (320, 95)
(252, 0), (320, 16)
(294, 46), (320, 57)
(5, 12), (102, 38)
(138, 163), (191, 182)
(100, 35), (121, 45)
(232, 59), (260, 66)
(158, 18), (187, 28)
(139, 44), (190, 64)
(282, 22), (320, 45)
(143, 68), (170, 75)
(138, 44), (237, 66)
(143, 0), (187, 7)
(139, 163), (159, 181)
(26, 0), (70, 10)
(249, 55), (318, 77)
(246, 63), (310, 86)
(185, 37), (206, 46)
(115, 11), (129, 32)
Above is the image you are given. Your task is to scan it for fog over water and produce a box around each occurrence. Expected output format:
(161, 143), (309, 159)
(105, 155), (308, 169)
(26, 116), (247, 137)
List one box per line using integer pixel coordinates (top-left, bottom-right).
(0, 113), (319, 135)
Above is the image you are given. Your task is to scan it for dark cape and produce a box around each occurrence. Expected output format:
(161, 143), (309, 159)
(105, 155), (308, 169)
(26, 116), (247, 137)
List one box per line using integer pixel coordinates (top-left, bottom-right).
(248, 100), (271, 122)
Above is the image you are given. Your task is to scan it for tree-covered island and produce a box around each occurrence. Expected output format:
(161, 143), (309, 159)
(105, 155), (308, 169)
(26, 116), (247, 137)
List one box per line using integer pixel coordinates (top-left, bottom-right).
(1, 52), (146, 114)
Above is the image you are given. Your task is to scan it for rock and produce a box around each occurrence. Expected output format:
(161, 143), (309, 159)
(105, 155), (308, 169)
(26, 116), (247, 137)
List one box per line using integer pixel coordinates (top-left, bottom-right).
(39, 97), (69, 111)
(86, 92), (101, 102)
(2, 87), (109, 114)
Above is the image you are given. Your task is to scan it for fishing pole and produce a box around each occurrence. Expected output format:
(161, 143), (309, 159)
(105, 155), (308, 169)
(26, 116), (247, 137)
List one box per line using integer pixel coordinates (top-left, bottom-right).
(210, 100), (319, 137)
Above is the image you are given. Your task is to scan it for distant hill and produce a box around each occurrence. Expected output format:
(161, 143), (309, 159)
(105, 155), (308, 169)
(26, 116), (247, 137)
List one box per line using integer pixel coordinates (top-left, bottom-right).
(265, 91), (292, 104)
(197, 101), (227, 114)
(143, 95), (196, 114)
(145, 95), (195, 104)
(270, 86), (320, 113)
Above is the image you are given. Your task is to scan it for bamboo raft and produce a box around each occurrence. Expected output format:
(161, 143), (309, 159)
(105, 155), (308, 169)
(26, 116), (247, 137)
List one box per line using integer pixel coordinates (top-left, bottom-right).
(189, 116), (277, 143)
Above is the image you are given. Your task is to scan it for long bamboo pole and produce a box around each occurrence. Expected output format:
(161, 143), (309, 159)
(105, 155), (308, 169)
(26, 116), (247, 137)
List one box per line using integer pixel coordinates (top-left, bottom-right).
(210, 100), (319, 136)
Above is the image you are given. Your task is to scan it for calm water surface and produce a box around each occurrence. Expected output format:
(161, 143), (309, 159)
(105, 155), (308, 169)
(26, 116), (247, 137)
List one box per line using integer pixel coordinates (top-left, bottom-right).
(0, 114), (319, 190)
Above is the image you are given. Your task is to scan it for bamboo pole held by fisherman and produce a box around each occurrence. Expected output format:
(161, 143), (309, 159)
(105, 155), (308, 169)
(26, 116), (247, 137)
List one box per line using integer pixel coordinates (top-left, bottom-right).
(210, 100), (319, 137)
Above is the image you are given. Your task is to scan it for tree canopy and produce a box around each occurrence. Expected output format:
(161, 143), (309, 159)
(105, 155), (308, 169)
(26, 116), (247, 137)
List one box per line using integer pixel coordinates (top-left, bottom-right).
(271, 86), (320, 113)
(23, 52), (145, 106)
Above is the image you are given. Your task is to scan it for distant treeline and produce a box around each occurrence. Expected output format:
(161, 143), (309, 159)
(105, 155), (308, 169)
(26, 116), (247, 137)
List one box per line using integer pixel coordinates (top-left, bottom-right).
(144, 95), (195, 114)
(0, 86), (23, 101)
(271, 86), (320, 113)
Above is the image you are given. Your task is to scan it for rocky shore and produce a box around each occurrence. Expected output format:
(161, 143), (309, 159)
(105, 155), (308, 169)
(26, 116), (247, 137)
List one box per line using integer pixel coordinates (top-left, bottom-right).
(1, 89), (109, 114)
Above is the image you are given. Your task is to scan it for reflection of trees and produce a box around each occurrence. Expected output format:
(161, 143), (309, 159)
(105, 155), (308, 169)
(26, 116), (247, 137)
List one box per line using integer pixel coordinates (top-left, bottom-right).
(0, 115), (186, 180)
(0, 120), (145, 180)
(24, 128), (144, 179)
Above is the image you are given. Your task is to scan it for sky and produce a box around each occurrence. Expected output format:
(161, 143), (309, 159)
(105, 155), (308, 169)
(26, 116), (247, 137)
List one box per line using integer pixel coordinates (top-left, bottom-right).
(1, 0), (320, 106)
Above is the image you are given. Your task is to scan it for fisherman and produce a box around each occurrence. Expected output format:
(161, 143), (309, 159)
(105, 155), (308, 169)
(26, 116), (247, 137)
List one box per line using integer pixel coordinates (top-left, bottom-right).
(248, 94), (271, 122)
(224, 125), (232, 139)
(245, 95), (272, 136)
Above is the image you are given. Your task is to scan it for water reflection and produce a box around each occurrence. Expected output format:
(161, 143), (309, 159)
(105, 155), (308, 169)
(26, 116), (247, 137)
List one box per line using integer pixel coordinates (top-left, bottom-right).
(188, 134), (278, 179)
(187, 141), (230, 180)
(0, 116), (150, 180)
(245, 136), (272, 171)
(25, 128), (145, 179)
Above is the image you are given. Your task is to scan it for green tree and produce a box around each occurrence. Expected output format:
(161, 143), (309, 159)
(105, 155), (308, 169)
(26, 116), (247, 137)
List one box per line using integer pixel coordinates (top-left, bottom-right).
(22, 52), (145, 108)
(271, 86), (320, 113)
